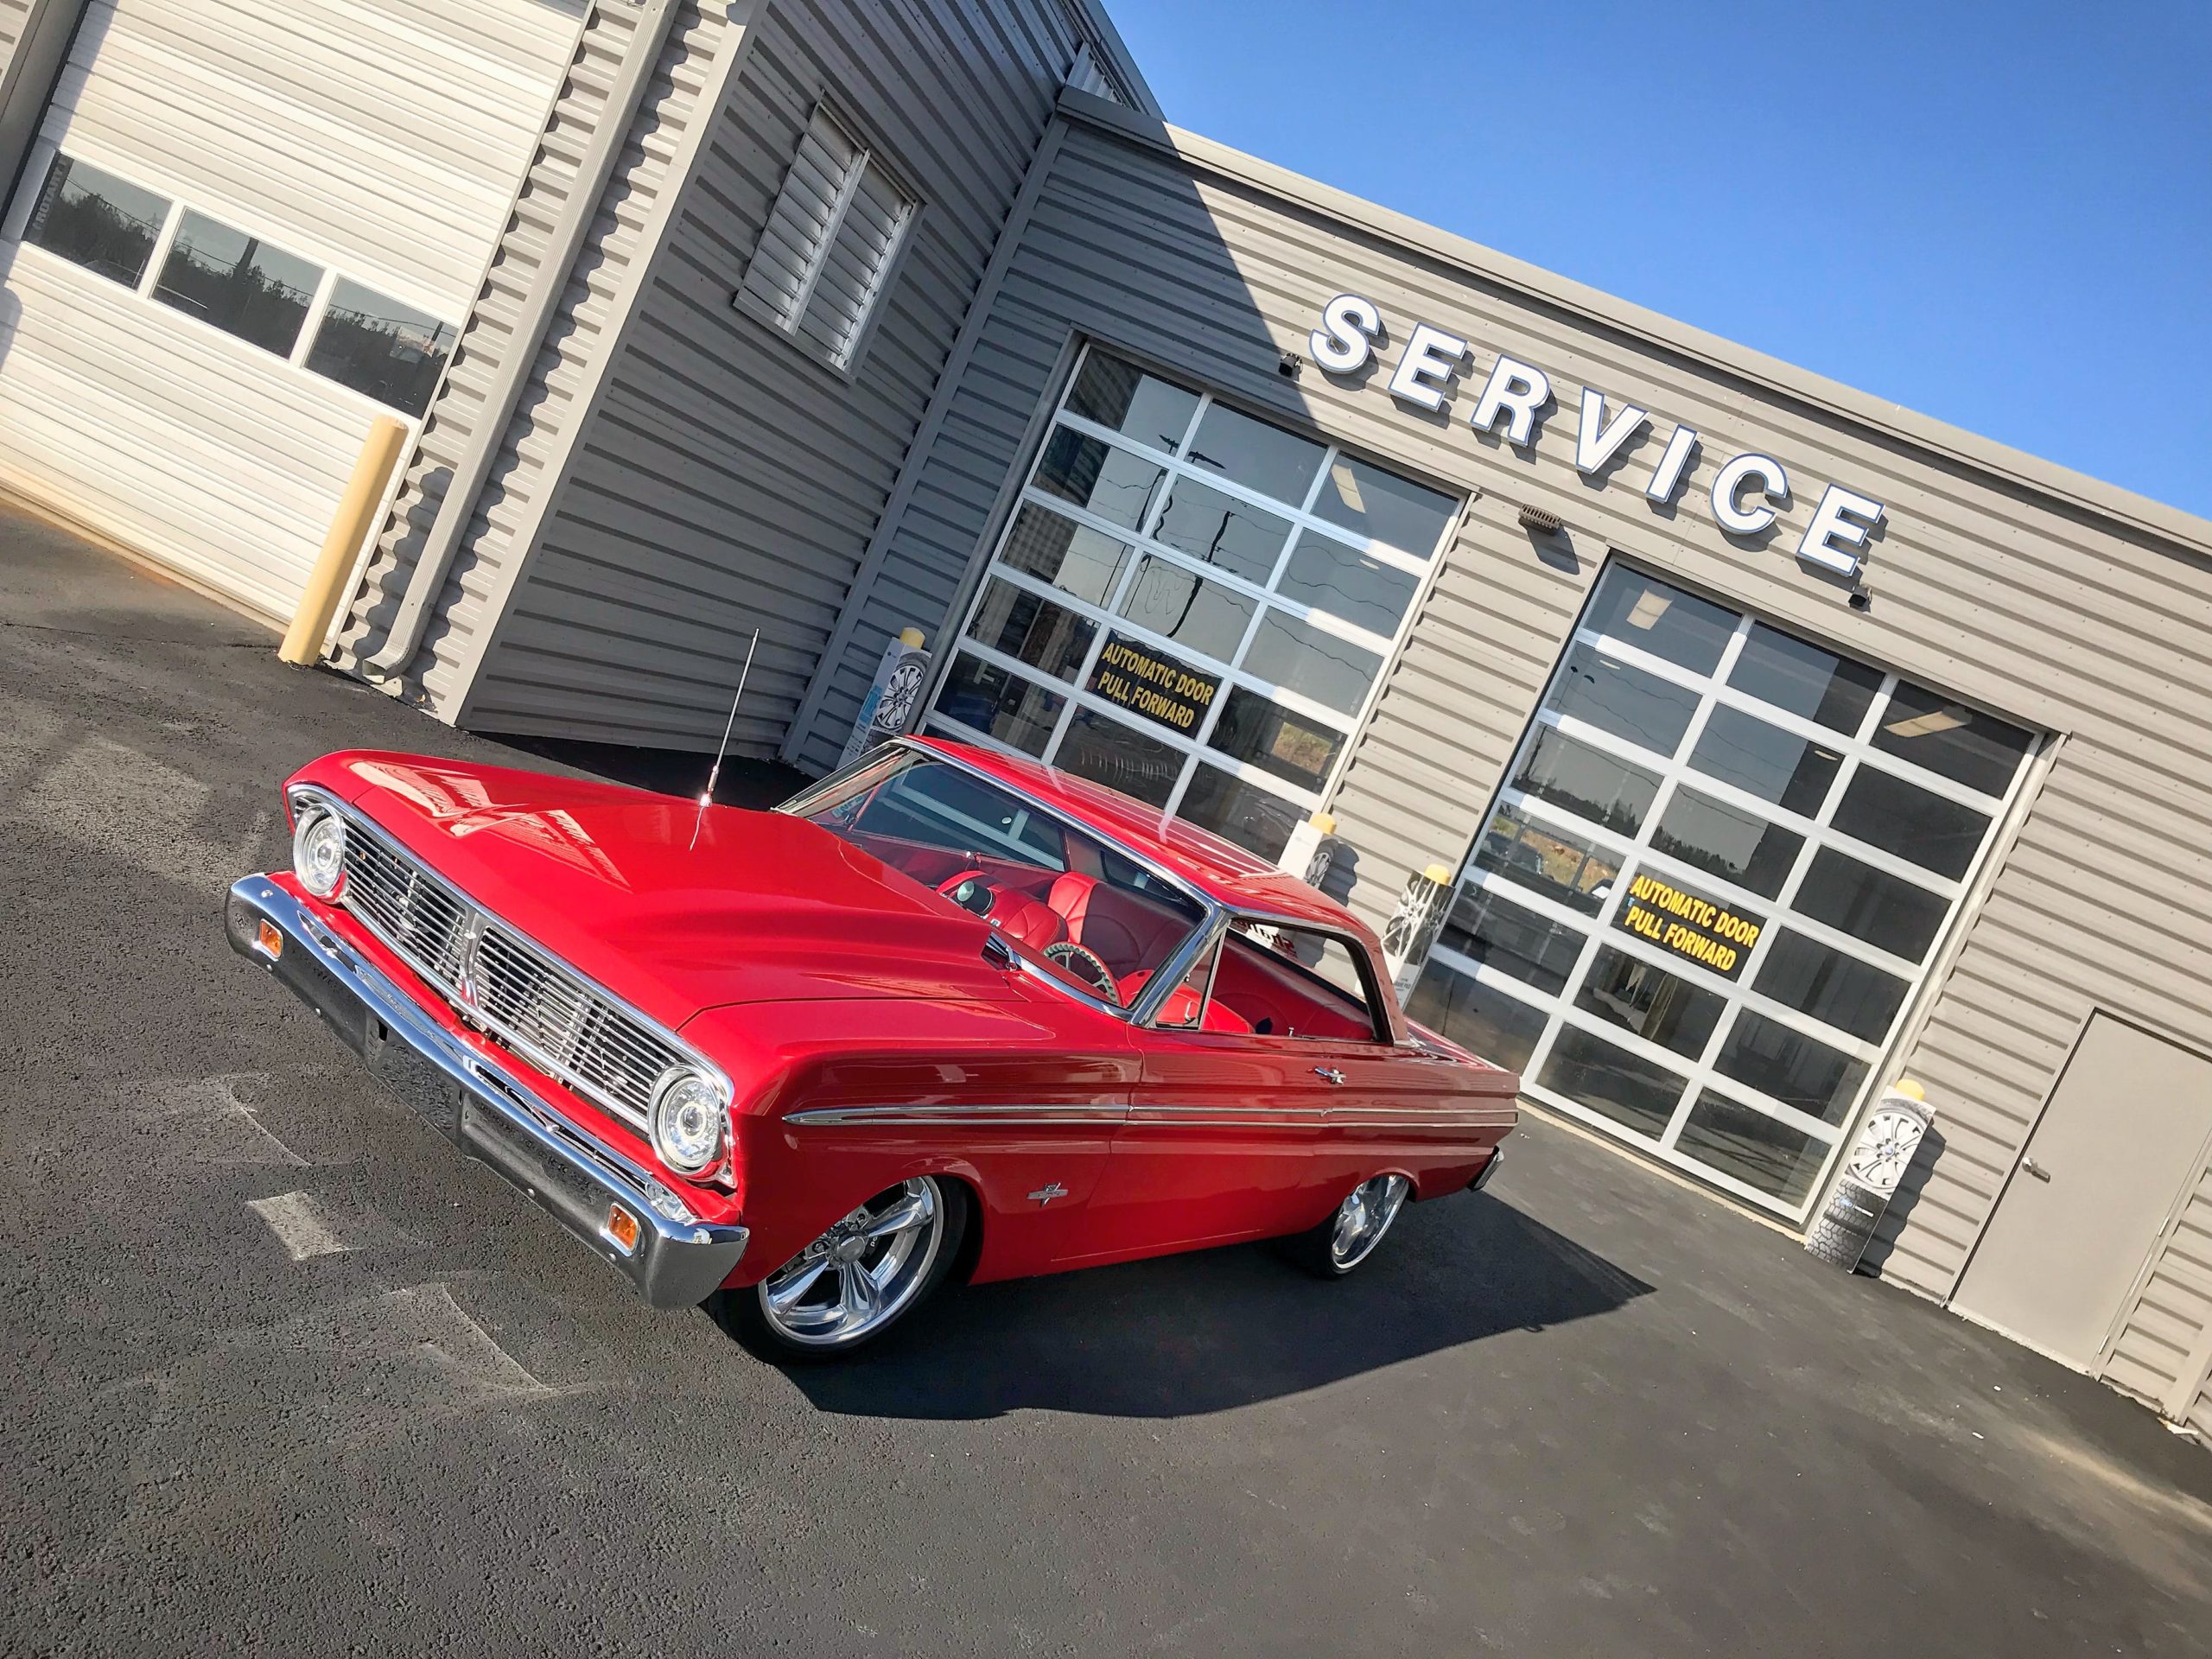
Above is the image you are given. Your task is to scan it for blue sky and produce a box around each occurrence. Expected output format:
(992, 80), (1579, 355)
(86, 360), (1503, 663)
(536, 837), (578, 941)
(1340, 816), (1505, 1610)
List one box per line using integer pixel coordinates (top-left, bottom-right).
(1103, 2), (2212, 521)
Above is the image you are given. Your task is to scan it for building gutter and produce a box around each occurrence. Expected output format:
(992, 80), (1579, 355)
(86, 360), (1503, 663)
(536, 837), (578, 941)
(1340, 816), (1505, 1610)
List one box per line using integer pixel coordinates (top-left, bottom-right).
(1054, 89), (2212, 563)
(360, 0), (688, 679)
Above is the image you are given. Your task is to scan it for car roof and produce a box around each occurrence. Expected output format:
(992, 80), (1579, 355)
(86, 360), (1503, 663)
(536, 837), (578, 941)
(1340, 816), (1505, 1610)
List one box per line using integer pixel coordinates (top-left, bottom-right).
(908, 736), (1382, 944)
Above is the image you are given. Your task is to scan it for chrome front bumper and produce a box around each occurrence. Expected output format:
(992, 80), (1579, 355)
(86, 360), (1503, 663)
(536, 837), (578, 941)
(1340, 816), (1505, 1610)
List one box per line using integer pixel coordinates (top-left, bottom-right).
(225, 876), (748, 1309)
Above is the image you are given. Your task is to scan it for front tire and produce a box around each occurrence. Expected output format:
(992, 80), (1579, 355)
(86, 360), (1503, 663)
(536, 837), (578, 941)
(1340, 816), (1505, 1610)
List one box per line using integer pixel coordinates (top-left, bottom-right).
(709, 1176), (966, 1363)
(1288, 1173), (1411, 1279)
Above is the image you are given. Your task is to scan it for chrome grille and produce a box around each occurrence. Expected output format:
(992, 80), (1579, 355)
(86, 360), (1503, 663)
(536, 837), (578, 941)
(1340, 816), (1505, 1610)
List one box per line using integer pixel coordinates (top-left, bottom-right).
(336, 823), (686, 1129)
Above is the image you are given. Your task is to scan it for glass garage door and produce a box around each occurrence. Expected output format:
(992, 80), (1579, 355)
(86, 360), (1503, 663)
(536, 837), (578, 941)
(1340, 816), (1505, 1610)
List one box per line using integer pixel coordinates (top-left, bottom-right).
(1410, 564), (2037, 1220)
(923, 345), (1459, 861)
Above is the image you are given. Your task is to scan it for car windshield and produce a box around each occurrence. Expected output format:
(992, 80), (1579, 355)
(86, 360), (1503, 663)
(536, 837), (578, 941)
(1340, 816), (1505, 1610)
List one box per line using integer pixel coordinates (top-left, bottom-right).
(784, 747), (1210, 1010)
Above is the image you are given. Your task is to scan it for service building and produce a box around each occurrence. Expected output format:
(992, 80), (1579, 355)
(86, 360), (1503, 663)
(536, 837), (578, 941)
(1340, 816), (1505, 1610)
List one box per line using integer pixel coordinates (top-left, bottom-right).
(1, 0), (2209, 1438)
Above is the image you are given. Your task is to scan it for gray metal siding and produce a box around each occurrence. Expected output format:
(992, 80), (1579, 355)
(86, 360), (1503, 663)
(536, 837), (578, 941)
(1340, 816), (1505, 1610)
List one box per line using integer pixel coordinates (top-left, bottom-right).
(334, 0), (719, 699)
(835, 104), (2212, 1328)
(454, 0), (1087, 754)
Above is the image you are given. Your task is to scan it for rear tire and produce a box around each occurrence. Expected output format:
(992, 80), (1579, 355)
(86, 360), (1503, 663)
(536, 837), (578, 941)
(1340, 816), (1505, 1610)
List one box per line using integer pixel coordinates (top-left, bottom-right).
(708, 1176), (969, 1363)
(1287, 1173), (1412, 1279)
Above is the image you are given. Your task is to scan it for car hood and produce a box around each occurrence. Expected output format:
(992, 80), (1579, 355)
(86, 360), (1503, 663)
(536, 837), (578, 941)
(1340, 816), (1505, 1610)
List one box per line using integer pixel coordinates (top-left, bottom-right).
(302, 752), (1021, 1032)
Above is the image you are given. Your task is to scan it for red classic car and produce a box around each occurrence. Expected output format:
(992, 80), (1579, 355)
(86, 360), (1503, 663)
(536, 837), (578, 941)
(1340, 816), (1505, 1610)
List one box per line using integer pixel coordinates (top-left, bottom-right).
(226, 736), (1516, 1358)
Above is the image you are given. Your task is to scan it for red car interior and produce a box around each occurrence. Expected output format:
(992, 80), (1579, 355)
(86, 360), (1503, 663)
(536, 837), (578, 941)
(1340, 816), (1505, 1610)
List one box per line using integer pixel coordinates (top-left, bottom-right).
(1209, 936), (1378, 1042)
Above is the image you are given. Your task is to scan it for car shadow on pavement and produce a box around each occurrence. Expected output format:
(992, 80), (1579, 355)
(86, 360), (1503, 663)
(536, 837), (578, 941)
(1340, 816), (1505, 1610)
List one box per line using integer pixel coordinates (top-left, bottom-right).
(772, 1190), (1653, 1420)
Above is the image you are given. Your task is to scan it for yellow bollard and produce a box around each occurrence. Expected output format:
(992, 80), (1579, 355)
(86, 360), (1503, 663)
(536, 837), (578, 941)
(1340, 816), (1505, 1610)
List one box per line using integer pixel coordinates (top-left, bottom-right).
(279, 414), (410, 665)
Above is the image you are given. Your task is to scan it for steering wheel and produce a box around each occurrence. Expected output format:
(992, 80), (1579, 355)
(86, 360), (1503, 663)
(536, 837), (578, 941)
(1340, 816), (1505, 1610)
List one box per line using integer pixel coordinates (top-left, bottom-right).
(938, 868), (995, 918)
(1043, 940), (1121, 1006)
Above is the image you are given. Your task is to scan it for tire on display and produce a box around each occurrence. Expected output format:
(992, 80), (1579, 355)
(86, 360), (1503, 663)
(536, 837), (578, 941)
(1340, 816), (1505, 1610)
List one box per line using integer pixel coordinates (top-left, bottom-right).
(1286, 1173), (1412, 1280)
(708, 1175), (968, 1363)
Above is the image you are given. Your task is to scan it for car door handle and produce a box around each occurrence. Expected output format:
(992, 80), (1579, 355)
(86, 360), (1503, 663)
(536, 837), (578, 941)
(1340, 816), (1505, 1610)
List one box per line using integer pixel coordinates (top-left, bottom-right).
(1313, 1065), (1344, 1085)
(2020, 1156), (2051, 1183)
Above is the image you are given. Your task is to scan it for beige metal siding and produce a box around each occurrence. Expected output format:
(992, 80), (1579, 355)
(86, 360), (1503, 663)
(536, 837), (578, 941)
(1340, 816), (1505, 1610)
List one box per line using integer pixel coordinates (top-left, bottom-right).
(452, 0), (1088, 753)
(0, 2), (35, 70)
(335, 0), (720, 697)
(836, 102), (2212, 1317)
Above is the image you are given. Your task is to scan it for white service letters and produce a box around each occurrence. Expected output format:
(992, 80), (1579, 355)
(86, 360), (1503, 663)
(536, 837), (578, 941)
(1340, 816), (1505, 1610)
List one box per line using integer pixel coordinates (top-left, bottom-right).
(1306, 295), (1888, 579)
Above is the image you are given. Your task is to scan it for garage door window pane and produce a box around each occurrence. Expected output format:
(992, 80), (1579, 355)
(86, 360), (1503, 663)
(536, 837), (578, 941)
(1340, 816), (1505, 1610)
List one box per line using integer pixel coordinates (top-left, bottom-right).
(1727, 624), (1882, 734)
(1000, 505), (1131, 607)
(1116, 556), (1255, 663)
(303, 279), (454, 415)
(1207, 688), (1343, 792)
(1753, 930), (1908, 1045)
(1151, 475), (1290, 584)
(967, 579), (1095, 680)
(1872, 681), (2034, 797)
(1511, 727), (1662, 837)
(1574, 945), (1726, 1059)
(936, 654), (1063, 755)
(1474, 810), (1622, 916)
(1793, 849), (1948, 962)
(1551, 642), (1701, 758)
(1186, 400), (1325, 504)
(1676, 1090), (1830, 1204)
(1311, 454), (1455, 556)
(1034, 429), (1164, 530)
(152, 211), (321, 356)
(1243, 612), (1381, 716)
(1274, 533), (1417, 637)
(1407, 963), (1548, 1071)
(1829, 766), (1988, 880)
(1581, 570), (1734, 674)
(1176, 765), (1301, 861)
(1054, 709), (1179, 805)
(1650, 786), (1802, 898)
(1437, 887), (1586, 995)
(1063, 350), (1198, 452)
(1688, 705), (1842, 817)
(24, 155), (170, 287)
(1539, 1025), (1686, 1139)
(1713, 1010), (1868, 1123)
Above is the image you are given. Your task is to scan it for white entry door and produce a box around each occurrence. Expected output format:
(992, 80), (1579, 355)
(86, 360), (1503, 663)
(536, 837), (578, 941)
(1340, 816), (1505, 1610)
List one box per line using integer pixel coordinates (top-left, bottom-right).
(0, 0), (584, 623)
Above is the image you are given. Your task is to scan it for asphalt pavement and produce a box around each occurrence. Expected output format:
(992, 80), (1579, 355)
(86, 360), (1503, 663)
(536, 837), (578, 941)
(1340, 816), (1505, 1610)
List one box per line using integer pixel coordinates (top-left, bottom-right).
(5, 503), (2212, 1657)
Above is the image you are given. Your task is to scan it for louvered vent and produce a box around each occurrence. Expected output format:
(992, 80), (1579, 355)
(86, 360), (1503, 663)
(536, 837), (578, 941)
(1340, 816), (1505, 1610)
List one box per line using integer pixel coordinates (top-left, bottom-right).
(736, 105), (916, 372)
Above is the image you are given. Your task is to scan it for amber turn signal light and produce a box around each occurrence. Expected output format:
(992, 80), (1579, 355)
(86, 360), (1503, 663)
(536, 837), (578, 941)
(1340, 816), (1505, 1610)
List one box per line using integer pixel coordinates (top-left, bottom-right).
(603, 1205), (641, 1254)
(254, 919), (283, 961)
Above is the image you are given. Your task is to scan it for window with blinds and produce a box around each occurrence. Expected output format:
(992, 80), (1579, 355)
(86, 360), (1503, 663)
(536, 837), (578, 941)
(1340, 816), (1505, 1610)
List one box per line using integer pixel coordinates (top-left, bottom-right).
(736, 105), (916, 374)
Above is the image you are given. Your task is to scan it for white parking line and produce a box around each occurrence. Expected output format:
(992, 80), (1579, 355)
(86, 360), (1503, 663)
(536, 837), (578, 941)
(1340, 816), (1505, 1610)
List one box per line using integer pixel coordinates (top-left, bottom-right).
(247, 1191), (352, 1261)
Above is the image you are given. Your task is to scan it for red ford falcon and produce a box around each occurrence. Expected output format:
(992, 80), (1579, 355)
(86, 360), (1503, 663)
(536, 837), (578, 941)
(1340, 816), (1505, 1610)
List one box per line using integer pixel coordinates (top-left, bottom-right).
(226, 736), (1516, 1359)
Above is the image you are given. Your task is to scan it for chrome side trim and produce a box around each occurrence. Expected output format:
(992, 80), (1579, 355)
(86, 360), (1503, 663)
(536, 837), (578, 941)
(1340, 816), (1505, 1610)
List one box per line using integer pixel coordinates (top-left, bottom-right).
(227, 875), (747, 1309)
(784, 1103), (1126, 1127)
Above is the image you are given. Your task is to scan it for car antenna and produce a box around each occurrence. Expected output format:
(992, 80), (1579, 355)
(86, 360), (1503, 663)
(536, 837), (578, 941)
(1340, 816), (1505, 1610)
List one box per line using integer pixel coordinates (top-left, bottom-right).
(690, 627), (760, 851)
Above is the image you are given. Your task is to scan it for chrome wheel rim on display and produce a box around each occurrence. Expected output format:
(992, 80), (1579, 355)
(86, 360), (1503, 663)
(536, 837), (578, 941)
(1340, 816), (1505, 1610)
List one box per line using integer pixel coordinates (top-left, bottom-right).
(757, 1178), (945, 1346)
(1330, 1174), (1410, 1270)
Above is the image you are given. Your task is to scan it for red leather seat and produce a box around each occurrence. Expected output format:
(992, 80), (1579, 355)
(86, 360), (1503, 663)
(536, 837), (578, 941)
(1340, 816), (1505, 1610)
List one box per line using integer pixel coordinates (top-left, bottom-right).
(990, 891), (1068, 953)
(1116, 969), (1254, 1033)
(1048, 873), (1190, 978)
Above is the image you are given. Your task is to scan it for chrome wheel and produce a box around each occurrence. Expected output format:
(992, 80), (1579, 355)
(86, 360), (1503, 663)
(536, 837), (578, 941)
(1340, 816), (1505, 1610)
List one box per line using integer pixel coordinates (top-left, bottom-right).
(1329, 1174), (1410, 1271)
(756, 1178), (947, 1348)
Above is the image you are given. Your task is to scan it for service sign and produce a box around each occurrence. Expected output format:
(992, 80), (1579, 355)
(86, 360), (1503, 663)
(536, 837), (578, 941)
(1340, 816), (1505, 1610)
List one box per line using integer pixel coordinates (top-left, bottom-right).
(1306, 295), (1889, 581)
(1611, 869), (1764, 981)
(1088, 632), (1219, 734)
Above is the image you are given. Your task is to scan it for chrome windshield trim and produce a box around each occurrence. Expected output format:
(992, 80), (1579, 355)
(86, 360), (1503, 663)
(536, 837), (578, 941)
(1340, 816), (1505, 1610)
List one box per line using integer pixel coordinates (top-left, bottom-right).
(289, 784), (731, 1126)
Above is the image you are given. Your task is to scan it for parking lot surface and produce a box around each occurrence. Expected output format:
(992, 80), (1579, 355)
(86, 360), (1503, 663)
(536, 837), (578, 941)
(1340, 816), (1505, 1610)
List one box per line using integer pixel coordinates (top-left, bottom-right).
(6, 506), (2212, 1657)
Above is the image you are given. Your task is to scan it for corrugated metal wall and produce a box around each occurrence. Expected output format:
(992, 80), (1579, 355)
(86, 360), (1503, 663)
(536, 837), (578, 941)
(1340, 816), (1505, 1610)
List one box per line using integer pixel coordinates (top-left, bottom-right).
(335, 0), (723, 695)
(0, 2), (35, 73)
(2105, 1147), (2212, 1431)
(829, 98), (2212, 1376)
(443, 0), (1090, 755)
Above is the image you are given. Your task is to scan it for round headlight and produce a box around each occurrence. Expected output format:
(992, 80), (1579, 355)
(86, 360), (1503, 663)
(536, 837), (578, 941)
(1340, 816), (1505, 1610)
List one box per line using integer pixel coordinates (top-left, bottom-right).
(293, 807), (346, 899)
(651, 1067), (726, 1175)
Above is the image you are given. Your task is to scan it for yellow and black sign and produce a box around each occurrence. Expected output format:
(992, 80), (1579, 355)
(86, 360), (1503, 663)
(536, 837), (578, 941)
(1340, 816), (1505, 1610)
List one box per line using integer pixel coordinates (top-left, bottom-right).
(1088, 632), (1219, 734)
(1612, 869), (1764, 981)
